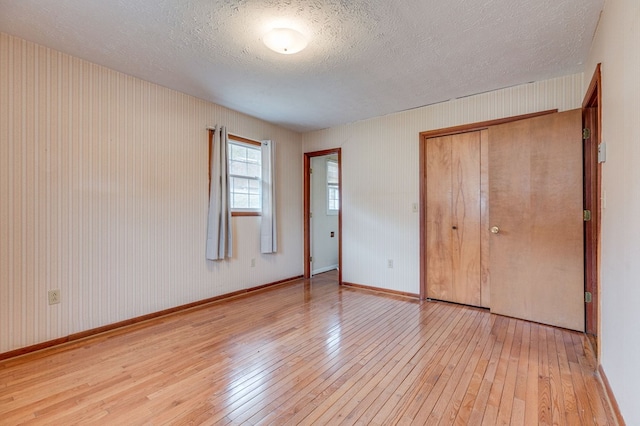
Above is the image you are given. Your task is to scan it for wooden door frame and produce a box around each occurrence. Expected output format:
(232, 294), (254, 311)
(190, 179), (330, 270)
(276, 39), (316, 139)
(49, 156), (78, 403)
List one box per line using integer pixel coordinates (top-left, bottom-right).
(304, 148), (342, 283)
(582, 64), (602, 351)
(419, 110), (558, 300)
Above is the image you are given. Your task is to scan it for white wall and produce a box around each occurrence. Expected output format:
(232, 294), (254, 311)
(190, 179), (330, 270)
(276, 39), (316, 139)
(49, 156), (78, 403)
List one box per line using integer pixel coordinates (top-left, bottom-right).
(302, 74), (584, 295)
(0, 32), (303, 354)
(311, 156), (339, 274)
(584, 0), (640, 423)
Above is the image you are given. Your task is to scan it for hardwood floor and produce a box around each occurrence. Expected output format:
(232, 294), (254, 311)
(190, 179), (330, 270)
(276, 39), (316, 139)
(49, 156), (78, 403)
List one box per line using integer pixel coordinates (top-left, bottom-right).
(0, 271), (617, 425)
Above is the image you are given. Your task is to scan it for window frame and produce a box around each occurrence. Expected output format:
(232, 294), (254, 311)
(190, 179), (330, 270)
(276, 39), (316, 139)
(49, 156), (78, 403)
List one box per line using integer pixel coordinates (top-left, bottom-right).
(228, 134), (262, 217)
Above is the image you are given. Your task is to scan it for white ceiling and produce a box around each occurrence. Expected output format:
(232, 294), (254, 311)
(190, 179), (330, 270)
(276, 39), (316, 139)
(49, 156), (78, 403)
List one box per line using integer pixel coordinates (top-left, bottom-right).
(0, 0), (604, 133)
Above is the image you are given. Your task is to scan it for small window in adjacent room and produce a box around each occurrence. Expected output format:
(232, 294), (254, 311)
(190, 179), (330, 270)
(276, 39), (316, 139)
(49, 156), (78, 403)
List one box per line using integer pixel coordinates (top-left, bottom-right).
(327, 158), (339, 215)
(228, 136), (262, 214)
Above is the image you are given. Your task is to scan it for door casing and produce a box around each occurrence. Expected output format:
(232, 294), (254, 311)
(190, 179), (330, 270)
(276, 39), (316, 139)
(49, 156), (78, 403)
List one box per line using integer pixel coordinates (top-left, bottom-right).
(583, 64), (602, 354)
(304, 148), (342, 282)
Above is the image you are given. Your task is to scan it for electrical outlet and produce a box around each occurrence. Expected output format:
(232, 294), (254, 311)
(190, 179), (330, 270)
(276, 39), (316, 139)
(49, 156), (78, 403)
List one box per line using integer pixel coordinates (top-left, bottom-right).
(48, 289), (61, 305)
(251, 258), (256, 267)
(387, 259), (394, 269)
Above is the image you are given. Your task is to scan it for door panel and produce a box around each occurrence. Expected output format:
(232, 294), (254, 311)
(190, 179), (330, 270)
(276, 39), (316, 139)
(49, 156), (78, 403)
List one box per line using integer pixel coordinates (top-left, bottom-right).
(451, 132), (481, 307)
(426, 132), (482, 306)
(426, 136), (453, 301)
(488, 109), (584, 331)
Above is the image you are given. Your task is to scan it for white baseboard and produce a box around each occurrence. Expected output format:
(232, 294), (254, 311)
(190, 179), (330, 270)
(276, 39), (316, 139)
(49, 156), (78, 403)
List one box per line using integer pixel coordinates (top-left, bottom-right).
(312, 264), (339, 275)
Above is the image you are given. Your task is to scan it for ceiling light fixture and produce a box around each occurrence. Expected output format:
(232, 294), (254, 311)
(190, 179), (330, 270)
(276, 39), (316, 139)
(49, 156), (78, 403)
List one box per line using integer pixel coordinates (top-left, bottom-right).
(263, 28), (308, 54)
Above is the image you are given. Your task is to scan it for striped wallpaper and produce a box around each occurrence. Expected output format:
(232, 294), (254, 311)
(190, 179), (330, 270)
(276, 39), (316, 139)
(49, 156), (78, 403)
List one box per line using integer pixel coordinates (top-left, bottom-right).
(0, 32), (303, 354)
(302, 73), (585, 295)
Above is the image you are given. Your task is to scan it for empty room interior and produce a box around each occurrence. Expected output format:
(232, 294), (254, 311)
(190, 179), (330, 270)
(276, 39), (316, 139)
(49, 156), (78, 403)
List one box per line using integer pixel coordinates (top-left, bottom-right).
(1, 0), (639, 424)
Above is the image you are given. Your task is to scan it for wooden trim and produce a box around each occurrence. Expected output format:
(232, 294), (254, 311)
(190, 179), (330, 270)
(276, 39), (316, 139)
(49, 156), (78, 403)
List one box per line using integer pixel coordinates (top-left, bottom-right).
(306, 148), (341, 158)
(419, 109), (558, 140)
(583, 63), (602, 353)
(419, 109), (558, 300)
(304, 153), (311, 279)
(583, 63), (602, 109)
(598, 364), (626, 425)
(0, 275), (303, 361)
(303, 149), (342, 284)
(419, 134), (427, 299)
(337, 150), (342, 285)
(342, 282), (420, 300)
(232, 211), (261, 217)
(229, 133), (262, 147)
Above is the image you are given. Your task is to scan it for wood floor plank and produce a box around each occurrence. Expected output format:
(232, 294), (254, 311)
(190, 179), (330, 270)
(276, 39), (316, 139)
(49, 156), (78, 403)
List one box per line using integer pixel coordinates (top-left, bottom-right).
(451, 315), (498, 426)
(510, 321), (530, 426)
(571, 333), (617, 425)
(467, 315), (509, 424)
(554, 328), (581, 425)
(363, 303), (466, 425)
(0, 271), (617, 425)
(481, 318), (517, 425)
(394, 310), (483, 423)
(343, 305), (453, 424)
(546, 326), (565, 425)
(495, 319), (523, 425)
(537, 322), (553, 425)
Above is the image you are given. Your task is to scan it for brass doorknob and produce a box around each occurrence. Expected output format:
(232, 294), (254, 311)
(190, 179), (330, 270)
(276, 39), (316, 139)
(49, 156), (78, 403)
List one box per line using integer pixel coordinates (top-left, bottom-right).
(490, 226), (500, 234)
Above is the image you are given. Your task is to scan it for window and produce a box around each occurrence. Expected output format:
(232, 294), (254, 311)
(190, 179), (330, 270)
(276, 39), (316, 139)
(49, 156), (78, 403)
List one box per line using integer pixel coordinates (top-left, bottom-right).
(327, 159), (339, 215)
(228, 136), (261, 213)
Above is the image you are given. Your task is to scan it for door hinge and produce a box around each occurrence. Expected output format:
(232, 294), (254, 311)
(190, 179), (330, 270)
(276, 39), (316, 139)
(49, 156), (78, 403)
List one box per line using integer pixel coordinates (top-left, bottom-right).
(582, 128), (591, 140)
(310, 168), (313, 174)
(583, 210), (592, 221)
(585, 292), (592, 303)
(310, 256), (313, 262)
(310, 212), (313, 218)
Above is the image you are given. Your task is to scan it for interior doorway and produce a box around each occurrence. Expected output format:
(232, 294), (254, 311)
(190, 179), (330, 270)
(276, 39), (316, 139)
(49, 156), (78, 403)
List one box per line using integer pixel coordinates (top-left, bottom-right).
(304, 149), (342, 282)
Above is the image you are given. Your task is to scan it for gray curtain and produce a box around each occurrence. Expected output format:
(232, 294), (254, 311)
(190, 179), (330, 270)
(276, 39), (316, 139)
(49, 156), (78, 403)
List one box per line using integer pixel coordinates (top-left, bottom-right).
(260, 140), (277, 253)
(206, 126), (232, 260)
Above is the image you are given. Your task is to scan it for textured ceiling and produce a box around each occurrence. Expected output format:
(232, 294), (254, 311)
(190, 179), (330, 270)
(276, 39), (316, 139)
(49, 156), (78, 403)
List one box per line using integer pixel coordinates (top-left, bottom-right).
(0, 0), (604, 132)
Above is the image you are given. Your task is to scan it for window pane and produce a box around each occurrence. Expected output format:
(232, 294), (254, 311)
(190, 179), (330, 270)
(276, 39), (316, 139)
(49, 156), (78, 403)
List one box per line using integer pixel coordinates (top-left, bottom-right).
(249, 179), (260, 194)
(328, 184), (339, 212)
(234, 193), (249, 208)
(247, 163), (260, 178)
(228, 140), (262, 211)
(230, 144), (247, 161)
(327, 160), (339, 184)
(230, 160), (248, 176)
(247, 147), (261, 163)
(249, 195), (261, 209)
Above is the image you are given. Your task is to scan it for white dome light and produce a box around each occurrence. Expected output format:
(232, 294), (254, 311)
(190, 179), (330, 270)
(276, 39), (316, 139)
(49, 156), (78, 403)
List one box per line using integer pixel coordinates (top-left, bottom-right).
(263, 28), (308, 54)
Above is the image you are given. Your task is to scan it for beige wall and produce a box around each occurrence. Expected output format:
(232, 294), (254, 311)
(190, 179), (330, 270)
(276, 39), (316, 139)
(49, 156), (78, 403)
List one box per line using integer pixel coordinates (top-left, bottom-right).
(0, 32), (303, 354)
(302, 73), (584, 294)
(584, 0), (640, 423)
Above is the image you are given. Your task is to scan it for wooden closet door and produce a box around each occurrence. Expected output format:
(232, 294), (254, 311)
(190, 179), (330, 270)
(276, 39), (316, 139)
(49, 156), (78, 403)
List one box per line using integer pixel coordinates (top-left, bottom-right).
(451, 132), (482, 306)
(488, 109), (584, 331)
(426, 132), (482, 306)
(426, 136), (453, 301)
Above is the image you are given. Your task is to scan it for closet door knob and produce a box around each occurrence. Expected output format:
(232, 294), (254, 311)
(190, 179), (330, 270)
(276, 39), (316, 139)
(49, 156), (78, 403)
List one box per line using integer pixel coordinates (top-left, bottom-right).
(490, 226), (500, 234)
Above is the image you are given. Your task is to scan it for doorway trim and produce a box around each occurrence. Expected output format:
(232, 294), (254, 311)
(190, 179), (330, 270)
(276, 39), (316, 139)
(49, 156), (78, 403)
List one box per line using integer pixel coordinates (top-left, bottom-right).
(582, 63), (602, 355)
(419, 109), (558, 300)
(304, 148), (342, 283)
